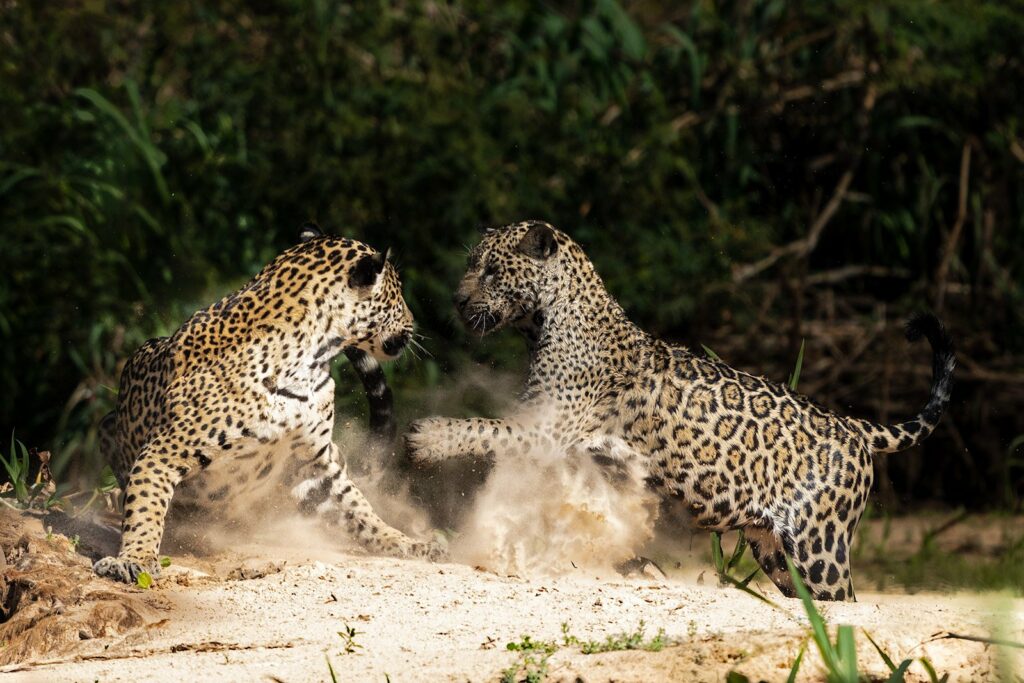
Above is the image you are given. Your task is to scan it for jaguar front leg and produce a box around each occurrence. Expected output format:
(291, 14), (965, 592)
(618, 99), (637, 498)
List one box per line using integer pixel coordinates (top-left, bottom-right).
(93, 432), (196, 583)
(405, 416), (554, 465)
(293, 443), (446, 561)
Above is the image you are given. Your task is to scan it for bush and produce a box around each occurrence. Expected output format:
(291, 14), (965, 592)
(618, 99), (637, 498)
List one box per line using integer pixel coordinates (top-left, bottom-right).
(1, 1), (1021, 501)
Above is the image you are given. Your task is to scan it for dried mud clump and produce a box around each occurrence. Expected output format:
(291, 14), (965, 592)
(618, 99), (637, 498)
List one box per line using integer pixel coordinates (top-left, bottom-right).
(0, 509), (158, 666)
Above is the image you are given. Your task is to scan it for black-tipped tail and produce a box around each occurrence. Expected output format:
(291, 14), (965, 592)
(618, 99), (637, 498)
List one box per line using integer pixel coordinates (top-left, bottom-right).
(344, 348), (396, 442)
(855, 313), (955, 454)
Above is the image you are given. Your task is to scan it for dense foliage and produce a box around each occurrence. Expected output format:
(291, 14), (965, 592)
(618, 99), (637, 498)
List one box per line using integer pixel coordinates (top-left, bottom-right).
(2, 1), (1022, 507)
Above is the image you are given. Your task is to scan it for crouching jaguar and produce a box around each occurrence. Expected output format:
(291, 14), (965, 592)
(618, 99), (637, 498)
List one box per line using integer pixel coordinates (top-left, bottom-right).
(94, 224), (444, 584)
(407, 221), (954, 601)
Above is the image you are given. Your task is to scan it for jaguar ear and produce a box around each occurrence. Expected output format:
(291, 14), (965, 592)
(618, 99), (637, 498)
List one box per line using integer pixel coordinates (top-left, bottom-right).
(349, 250), (387, 289)
(299, 222), (323, 242)
(515, 222), (558, 260)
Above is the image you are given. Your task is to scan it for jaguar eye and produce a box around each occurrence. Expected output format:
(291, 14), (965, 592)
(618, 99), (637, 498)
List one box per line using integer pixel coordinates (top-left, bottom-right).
(482, 263), (497, 279)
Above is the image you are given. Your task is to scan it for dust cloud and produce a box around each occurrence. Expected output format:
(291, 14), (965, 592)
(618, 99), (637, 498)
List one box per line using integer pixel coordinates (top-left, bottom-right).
(357, 365), (660, 577)
(451, 441), (659, 576)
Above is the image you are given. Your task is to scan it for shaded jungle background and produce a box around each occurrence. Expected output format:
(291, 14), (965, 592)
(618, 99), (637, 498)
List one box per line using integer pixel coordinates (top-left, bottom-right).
(1, 0), (1023, 523)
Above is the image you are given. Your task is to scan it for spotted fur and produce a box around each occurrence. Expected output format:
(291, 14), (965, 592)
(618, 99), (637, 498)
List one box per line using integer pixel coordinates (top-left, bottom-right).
(407, 221), (955, 601)
(93, 225), (443, 584)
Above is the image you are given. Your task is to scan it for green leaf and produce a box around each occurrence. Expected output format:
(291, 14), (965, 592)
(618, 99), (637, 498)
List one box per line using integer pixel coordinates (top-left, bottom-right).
(75, 86), (170, 203)
(160, 556), (172, 568)
(136, 572), (153, 589)
(660, 25), (703, 108)
(0, 167), (41, 196)
(788, 339), (805, 390)
(701, 344), (721, 361)
(919, 657), (948, 683)
(728, 531), (748, 570)
(599, 0), (646, 61)
(885, 659), (914, 683)
(711, 531), (725, 574)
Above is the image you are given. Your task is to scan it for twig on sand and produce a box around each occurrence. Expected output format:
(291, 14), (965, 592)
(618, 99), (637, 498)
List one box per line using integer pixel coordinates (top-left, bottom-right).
(925, 632), (1024, 650)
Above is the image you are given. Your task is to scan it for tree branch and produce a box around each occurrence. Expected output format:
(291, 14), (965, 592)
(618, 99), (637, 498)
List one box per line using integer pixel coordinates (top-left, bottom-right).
(934, 140), (973, 311)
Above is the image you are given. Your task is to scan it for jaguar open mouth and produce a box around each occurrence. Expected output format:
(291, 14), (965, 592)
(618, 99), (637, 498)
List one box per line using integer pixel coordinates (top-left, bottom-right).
(381, 331), (411, 357)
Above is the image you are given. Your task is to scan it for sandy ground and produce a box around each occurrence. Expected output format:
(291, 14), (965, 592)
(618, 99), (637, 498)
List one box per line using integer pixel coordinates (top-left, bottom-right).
(1, 510), (1021, 683)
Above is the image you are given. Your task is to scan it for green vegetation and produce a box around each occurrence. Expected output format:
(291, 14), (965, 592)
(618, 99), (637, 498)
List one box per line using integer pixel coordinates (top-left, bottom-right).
(501, 622), (671, 682)
(855, 509), (1024, 594)
(561, 620), (667, 654)
(136, 572), (153, 589)
(710, 529), (760, 589)
(0, 435), (43, 508)
(502, 634), (558, 683)
(338, 624), (364, 655)
(1, 1), (1021, 513)
(0, 434), (59, 510)
(728, 557), (951, 682)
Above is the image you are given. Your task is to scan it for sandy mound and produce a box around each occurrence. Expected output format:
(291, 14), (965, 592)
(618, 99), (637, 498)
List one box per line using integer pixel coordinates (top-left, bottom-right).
(0, 508), (163, 666)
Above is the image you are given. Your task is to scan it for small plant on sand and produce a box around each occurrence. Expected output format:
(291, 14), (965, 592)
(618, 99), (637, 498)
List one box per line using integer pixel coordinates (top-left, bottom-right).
(71, 464), (121, 517)
(501, 634), (558, 683)
(0, 434), (53, 509)
(501, 623), (672, 682)
(338, 623), (363, 655)
(711, 530), (760, 588)
(561, 620), (668, 653)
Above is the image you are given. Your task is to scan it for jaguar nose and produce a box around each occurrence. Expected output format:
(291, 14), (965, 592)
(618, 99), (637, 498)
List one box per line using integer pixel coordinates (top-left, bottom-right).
(381, 331), (410, 357)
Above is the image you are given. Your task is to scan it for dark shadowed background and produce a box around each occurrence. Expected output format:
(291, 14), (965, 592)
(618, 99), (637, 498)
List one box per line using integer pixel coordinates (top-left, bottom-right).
(2, 1), (1022, 513)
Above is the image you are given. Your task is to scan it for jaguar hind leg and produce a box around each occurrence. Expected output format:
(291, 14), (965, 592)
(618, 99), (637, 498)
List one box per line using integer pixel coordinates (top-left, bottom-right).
(744, 524), (855, 602)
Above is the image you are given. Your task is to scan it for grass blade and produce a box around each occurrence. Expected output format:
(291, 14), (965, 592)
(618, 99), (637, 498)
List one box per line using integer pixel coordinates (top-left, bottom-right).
(919, 657), (948, 683)
(788, 339), (805, 390)
(885, 659), (913, 683)
(785, 557), (842, 676)
(719, 573), (782, 610)
(701, 344), (721, 361)
(836, 625), (858, 682)
(728, 530), (748, 570)
(711, 531), (725, 575)
(738, 566), (761, 587)
(863, 630), (898, 672)
(786, 640), (807, 683)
